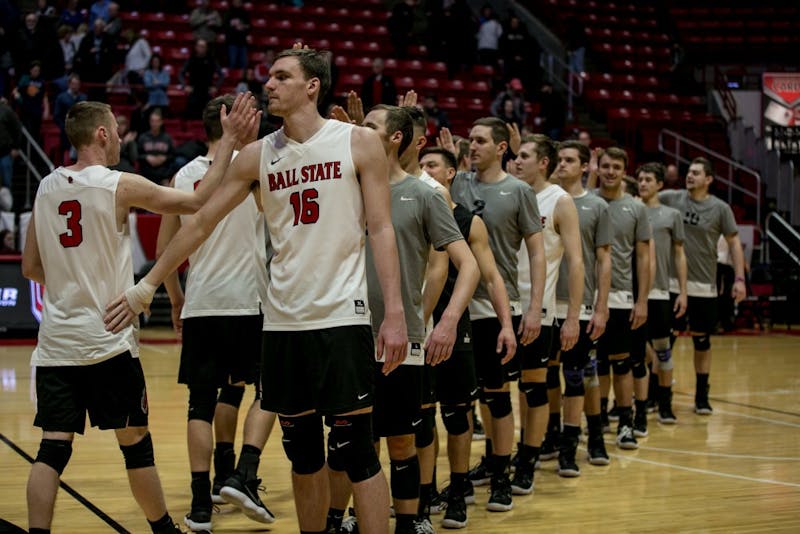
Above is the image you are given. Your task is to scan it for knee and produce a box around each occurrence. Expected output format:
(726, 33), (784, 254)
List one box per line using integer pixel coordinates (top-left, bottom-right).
(440, 404), (470, 436)
(414, 407), (436, 448)
(482, 390), (512, 418)
(188, 387), (217, 423)
(327, 413), (381, 483)
(610, 355), (631, 375)
(583, 357), (599, 388)
(631, 351), (647, 379)
(35, 439), (73, 475)
(217, 384), (245, 409)
(546, 365), (561, 389)
(692, 335), (711, 352)
(653, 337), (673, 370)
(563, 366), (585, 397)
(279, 413), (325, 475)
(119, 431), (155, 470)
(519, 382), (548, 407)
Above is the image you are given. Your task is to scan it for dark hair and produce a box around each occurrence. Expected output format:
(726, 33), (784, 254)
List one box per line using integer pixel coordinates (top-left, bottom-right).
(456, 137), (470, 166)
(203, 94), (236, 142)
(371, 104), (413, 157)
(691, 156), (714, 177)
(275, 48), (331, 104)
(472, 117), (510, 145)
(557, 139), (590, 165)
(522, 134), (557, 177)
(636, 162), (665, 182)
(420, 146), (458, 171)
(403, 105), (427, 135)
(601, 146), (629, 169)
(65, 101), (113, 148)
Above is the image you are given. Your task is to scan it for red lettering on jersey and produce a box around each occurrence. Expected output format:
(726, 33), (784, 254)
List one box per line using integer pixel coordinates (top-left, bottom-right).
(541, 216), (547, 226)
(269, 161), (343, 191)
(301, 165), (312, 183)
(332, 161), (342, 179)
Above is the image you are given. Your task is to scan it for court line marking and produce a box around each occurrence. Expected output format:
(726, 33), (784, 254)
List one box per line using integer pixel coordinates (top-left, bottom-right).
(672, 401), (800, 428)
(635, 444), (800, 461)
(139, 344), (171, 354)
(0, 433), (131, 533)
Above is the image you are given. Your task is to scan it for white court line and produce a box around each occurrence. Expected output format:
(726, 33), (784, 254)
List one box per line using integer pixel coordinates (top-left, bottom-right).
(141, 344), (170, 354)
(673, 401), (800, 428)
(635, 445), (800, 461)
(712, 389), (797, 398)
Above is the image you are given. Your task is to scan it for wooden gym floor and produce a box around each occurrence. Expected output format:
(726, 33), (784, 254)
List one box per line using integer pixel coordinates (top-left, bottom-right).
(1, 329), (799, 533)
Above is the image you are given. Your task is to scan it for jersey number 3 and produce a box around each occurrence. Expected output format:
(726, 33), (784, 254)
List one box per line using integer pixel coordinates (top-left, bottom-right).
(58, 200), (83, 247)
(289, 189), (319, 226)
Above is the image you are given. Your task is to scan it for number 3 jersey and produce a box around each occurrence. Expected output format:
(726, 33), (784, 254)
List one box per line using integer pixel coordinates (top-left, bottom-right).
(31, 166), (136, 366)
(258, 119), (371, 330)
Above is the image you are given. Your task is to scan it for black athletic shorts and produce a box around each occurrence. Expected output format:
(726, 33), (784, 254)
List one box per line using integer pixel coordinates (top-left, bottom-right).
(597, 309), (641, 358)
(421, 363), (436, 406)
(34, 351), (148, 434)
(648, 299), (673, 339)
(179, 314), (262, 388)
(558, 320), (593, 369)
(671, 293), (717, 336)
(434, 348), (479, 406)
(471, 316), (521, 390)
(519, 325), (553, 370)
(261, 325), (374, 416)
(372, 363), (424, 437)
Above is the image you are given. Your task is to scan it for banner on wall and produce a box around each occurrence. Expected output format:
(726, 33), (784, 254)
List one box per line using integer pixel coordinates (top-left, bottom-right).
(762, 73), (800, 154)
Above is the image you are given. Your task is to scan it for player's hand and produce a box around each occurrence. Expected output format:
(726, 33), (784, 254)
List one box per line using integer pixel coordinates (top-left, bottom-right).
(587, 307), (607, 340)
(347, 90), (365, 125)
(517, 307), (542, 346)
(560, 316), (579, 351)
(171, 300), (184, 341)
(104, 280), (157, 333)
(673, 292), (688, 319)
(376, 310), (408, 375)
(506, 122), (521, 154)
(291, 41), (309, 50)
(589, 148), (601, 175)
(425, 316), (456, 366)
(497, 324), (517, 364)
(630, 300), (648, 331)
(436, 127), (456, 155)
(329, 105), (353, 124)
(732, 279), (747, 304)
(221, 92), (259, 143)
(398, 90), (418, 108)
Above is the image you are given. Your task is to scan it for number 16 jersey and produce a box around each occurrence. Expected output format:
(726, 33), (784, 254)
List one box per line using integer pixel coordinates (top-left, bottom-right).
(258, 119), (371, 331)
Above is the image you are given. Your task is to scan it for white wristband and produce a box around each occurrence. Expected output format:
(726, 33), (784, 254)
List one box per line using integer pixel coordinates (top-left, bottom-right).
(124, 280), (157, 315)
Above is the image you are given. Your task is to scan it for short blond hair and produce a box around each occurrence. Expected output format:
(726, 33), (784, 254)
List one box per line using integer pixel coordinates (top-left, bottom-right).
(65, 101), (113, 149)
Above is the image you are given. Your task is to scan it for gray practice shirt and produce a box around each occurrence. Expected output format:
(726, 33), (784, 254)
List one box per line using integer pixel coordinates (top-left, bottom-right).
(556, 191), (610, 308)
(647, 204), (685, 293)
(367, 175), (463, 343)
(602, 193), (651, 301)
(450, 171), (542, 302)
(659, 190), (738, 291)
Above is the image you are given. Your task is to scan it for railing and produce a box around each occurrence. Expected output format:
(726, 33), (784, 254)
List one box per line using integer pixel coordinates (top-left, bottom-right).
(20, 127), (55, 210)
(713, 65), (738, 120)
(762, 212), (800, 267)
(658, 129), (762, 223)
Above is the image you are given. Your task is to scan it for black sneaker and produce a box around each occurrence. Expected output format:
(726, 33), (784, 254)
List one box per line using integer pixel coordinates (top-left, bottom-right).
(467, 456), (493, 486)
(472, 416), (486, 441)
(442, 491), (467, 529)
(412, 517), (435, 534)
(608, 403), (620, 422)
(557, 438), (580, 478)
(486, 476), (513, 512)
(440, 481), (475, 505)
(339, 512), (359, 534)
(510, 464), (534, 495)
(211, 479), (225, 505)
(633, 411), (649, 438)
(587, 435), (610, 465)
(645, 397), (659, 414)
(183, 508), (211, 532)
(429, 485), (445, 515)
(695, 398), (713, 415)
(220, 473), (276, 523)
(510, 449), (520, 473)
(658, 405), (677, 424)
(539, 432), (559, 461)
(615, 425), (638, 450)
(600, 410), (612, 434)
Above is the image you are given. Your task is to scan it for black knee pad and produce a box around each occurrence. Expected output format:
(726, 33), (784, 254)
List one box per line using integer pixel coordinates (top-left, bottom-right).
(279, 413), (325, 475)
(546, 365), (561, 389)
(217, 384), (245, 408)
(520, 382), (548, 408)
(563, 367), (585, 397)
(693, 335), (711, 351)
(327, 414), (381, 483)
(415, 407), (436, 448)
(35, 439), (73, 475)
(482, 390), (512, 418)
(610, 357), (631, 375)
(596, 355), (610, 377)
(631, 358), (648, 379)
(119, 432), (155, 470)
(390, 456), (420, 500)
(440, 404), (470, 436)
(187, 387), (217, 423)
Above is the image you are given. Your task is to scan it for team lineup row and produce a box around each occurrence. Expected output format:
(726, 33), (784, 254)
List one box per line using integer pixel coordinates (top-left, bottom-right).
(21, 46), (746, 534)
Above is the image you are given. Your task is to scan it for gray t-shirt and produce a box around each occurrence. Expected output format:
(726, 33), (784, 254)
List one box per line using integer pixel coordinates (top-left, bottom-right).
(450, 171), (541, 302)
(602, 193), (651, 302)
(556, 191), (610, 308)
(647, 204), (685, 293)
(367, 175), (463, 343)
(659, 190), (738, 290)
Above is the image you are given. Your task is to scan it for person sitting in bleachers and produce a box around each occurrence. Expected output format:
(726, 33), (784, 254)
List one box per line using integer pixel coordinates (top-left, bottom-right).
(137, 108), (176, 186)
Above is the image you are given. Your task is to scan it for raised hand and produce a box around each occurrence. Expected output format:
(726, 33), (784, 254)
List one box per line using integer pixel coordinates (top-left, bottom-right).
(347, 91), (365, 125)
(506, 122), (521, 154)
(398, 90), (418, 108)
(437, 127), (456, 155)
(330, 105), (353, 123)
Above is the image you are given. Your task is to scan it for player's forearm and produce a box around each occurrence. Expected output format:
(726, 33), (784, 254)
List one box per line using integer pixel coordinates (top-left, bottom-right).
(487, 273), (513, 329)
(528, 249), (546, 313)
(368, 224), (404, 316)
(193, 135), (236, 206)
(636, 245), (650, 305)
(567, 260), (584, 320)
(730, 237), (746, 279)
(422, 253), (447, 324)
(142, 215), (211, 288)
(595, 253), (611, 310)
(675, 246), (688, 294)
(22, 263), (45, 285)
(441, 252), (479, 325)
(163, 270), (184, 305)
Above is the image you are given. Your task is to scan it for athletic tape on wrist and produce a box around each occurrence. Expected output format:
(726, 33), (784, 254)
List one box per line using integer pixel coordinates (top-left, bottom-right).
(124, 280), (157, 314)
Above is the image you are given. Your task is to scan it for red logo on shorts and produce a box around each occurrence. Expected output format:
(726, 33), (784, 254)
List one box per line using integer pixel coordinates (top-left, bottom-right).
(141, 388), (149, 414)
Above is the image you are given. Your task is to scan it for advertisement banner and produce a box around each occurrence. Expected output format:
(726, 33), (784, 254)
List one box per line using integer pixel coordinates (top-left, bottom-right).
(762, 73), (800, 153)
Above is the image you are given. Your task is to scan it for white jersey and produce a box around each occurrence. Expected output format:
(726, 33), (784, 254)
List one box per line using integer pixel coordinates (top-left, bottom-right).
(31, 166), (136, 366)
(258, 120), (370, 330)
(518, 184), (568, 325)
(175, 155), (267, 318)
(418, 170), (448, 195)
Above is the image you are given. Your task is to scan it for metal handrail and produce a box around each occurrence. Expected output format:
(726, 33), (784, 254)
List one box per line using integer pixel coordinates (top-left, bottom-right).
(20, 126), (54, 175)
(658, 129), (762, 223)
(762, 211), (800, 267)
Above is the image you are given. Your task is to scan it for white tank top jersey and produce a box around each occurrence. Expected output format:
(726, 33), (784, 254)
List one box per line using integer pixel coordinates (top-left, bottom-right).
(418, 170), (448, 195)
(258, 120), (371, 330)
(517, 184), (568, 325)
(175, 155), (267, 318)
(31, 166), (137, 366)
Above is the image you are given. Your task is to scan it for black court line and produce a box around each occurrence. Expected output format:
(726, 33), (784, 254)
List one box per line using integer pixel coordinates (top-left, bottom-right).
(0, 433), (131, 534)
(674, 391), (800, 418)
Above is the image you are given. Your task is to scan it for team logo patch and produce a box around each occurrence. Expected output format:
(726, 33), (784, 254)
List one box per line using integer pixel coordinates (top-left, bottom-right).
(355, 299), (366, 315)
(409, 342), (422, 358)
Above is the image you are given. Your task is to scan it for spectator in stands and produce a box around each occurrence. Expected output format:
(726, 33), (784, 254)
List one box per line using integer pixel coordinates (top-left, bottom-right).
(89, 0), (110, 23)
(70, 21), (87, 52)
(361, 57), (397, 109)
(441, 0), (477, 76)
(15, 11), (63, 81)
(124, 28), (151, 86)
(137, 108), (176, 185)
(501, 14), (539, 87)
(494, 97), (523, 130)
(104, 2), (121, 40)
(58, 24), (77, 74)
(35, 0), (57, 20)
(189, 0), (222, 45)
(422, 94), (450, 137)
(54, 73), (87, 154)
(578, 130), (592, 146)
(253, 48), (275, 84)
(74, 17), (115, 100)
(13, 61), (49, 144)
(59, 0), (84, 29)
(476, 5), (502, 66)
(0, 229), (15, 252)
(665, 163), (680, 188)
(490, 77), (527, 124)
(534, 81), (565, 140)
(564, 15), (587, 75)
(113, 114), (138, 174)
(144, 53), (170, 111)
(179, 38), (222, 119)
(235, 67), (262, 97)
(0, 97), (21, 190)
(388, 0), (417, 58)
(223, 0), (250, 69)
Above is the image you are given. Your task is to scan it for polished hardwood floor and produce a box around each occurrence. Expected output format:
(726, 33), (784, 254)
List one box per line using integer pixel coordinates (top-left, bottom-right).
(1, 330), (799, 533)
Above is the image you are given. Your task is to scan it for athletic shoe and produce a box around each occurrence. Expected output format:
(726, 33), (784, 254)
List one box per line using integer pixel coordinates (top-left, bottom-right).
(695, 398), (713, 415)
(486, 476), (513, 512)
(510, 464), (534, 495)
(467, 456), (493, 486)
(472, 417), (486, 441)
(413, 517), (436, 534)
(510, 449), (520, 473)
(339, 513), (359, 534)
(633, 411), (649, 438)
(440, 481), (475, 505)
(587, 435), (610, 465)
(557, 441), (580, 478)
(183, 509), (212, 532)
(600, 410), (612, 434)
(616, 425), (639, 450)
(211, 480), (225, 505)
(428, 486), (445, 515)
(608, 403), (620, 422)
(442, 492), (467, 529)
(658, 405), (677, 424)
(539, 432), (559, 461)
(645, 397), (659, 414)
(220, 473), (276, 523)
